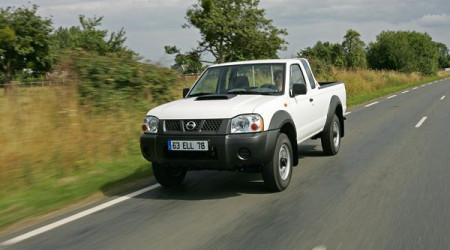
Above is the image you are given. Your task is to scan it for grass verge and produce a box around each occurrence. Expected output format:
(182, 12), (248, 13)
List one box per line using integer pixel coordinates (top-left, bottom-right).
(346, 73), (450, 106)
(0, 155), (151, 231)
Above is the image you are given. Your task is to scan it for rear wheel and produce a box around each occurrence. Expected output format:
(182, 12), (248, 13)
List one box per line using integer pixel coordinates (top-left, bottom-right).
(152, 163), (187, 187)
(321, 114), (341, 155)
(262, 133), (293, 192)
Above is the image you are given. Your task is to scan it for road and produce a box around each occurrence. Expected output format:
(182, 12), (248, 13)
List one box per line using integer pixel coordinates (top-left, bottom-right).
(1, 78), (450, 250)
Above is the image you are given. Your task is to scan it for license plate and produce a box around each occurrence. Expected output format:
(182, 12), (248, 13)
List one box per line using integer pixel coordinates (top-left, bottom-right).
(168, 140), (209, 151)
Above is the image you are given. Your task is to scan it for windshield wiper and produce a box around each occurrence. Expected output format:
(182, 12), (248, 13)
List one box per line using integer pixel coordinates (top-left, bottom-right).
(259, 92), (278, 95)
(188, 92), (213, 97)
(227, 89), (278, 95)
(227, 89), (263, 95)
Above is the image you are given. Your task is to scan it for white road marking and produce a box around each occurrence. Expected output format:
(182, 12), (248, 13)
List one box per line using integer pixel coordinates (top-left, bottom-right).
(441, 96), (446, 100)
(312, 245), (327, 250)
(387, 95), (397, 99)
(402, 90), (409, 94)
(345, 112), (351, 115)
(415, 116), (428, 128)
(364, 101), (379, 108)
(412, 87), (418, 90)
(0, 184), (160, 246)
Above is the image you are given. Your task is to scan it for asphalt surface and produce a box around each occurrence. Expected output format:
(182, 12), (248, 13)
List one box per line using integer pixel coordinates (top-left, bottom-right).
(1, 78), (450, 250)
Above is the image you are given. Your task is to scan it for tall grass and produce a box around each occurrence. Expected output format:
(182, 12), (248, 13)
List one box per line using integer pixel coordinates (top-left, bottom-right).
(0, 84), (141, 191)
(318, 68), (449, 105)
(0, 75), (197, 188)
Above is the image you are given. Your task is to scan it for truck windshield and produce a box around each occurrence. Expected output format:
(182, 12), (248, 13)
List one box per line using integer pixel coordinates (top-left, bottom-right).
(188, 63), (285, 97)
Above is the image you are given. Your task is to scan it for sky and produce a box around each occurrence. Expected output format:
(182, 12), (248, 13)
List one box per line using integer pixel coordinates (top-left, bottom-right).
(2, 0), (450, 66)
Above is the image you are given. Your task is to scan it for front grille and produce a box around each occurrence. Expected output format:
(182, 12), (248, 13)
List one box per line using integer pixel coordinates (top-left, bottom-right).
(165, 120), (181, 131)
(201, 120), (222, 132)
(164, 119), (224, 133)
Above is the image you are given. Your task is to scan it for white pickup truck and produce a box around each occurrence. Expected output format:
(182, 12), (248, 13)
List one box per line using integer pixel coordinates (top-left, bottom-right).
(140, 58), (346, 191)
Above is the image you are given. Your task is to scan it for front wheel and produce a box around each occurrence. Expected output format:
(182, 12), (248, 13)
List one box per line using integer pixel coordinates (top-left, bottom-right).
(262, 133), (293, 192)
(152, 163), (187, 187)
(321, 114), (341, 155)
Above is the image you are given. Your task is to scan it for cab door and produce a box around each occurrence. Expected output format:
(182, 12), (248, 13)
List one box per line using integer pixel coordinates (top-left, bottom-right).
(300, 59), (328, 130)
(286, 64), (318, 142)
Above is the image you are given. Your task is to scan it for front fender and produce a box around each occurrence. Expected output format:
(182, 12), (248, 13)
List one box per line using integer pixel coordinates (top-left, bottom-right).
(268, 110), (298, 166)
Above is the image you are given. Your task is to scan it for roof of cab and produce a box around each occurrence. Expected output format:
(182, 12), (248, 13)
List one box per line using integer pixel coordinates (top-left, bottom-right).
(208, 58), (306, 68)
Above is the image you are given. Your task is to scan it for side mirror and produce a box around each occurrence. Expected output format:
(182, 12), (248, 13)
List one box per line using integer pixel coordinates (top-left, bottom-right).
(291, 84), (307, 96)
(183, 88), (190, 98)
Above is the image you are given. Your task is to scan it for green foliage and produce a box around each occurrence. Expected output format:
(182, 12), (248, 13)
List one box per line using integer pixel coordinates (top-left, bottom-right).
(179, 0), (288, 63)
(52, 15), (130, 56)
(305, 58), (334, 81)
(367, 31), (439, 75)
(342, 29), (367, 68)
(297, 29), (367, 69)
(73, 51), (178, 110)
(51, 15), (168, 110)
(436, 42), (450, 69)
(0, 5), (53, 85)
(297, 41), (344, 67)
(164, 45), (203, 73)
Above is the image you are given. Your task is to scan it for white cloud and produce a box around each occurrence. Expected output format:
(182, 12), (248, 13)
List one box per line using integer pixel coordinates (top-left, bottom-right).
(417, 13), (450, 27)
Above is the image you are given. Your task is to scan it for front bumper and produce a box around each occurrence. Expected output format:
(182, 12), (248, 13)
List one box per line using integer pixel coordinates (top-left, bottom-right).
(140, 130), (279, 170)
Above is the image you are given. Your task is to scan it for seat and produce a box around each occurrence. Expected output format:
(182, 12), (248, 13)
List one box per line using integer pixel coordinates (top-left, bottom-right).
(229, 76), (249, 89)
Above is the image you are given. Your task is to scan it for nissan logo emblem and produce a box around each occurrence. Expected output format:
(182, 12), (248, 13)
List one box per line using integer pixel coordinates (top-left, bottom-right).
(185, 121), (197, 131)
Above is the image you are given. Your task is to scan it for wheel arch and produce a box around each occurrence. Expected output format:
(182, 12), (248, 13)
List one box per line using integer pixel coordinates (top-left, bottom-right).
(269, 111), (298, 166)
(326, 96), (345, 137)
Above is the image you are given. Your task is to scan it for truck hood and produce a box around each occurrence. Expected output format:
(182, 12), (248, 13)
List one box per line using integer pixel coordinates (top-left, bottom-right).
(147, 95), (281, 119)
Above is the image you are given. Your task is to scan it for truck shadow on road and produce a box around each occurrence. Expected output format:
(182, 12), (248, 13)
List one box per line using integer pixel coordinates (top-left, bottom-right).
(101, 170), (272, 201)
(298, 144), (326, 158)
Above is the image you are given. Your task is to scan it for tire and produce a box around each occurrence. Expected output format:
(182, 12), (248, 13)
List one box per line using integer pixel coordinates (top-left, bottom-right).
(262, 133), (293, 192)
(321, 114), (341, 155)
(152, 163), (187, 187)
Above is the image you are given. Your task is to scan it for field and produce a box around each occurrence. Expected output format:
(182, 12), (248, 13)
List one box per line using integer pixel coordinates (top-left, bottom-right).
(0, 69), (449, 230)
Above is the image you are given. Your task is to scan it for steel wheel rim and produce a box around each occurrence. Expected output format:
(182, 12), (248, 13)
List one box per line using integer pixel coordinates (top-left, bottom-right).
(279, 144), (291, 180)
(333, 121), (340, 148)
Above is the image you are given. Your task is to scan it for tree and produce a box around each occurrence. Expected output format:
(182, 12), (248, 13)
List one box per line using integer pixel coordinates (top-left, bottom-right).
(367, 31), (439, 75)
(169, 0), (287, 65)
(164, 46), (203, 73)
(52, 15), (129, 56)
(73, 50), (179, 109)
(436, 42), (450, 69)
(0, 5), (53, 87)
(297, 41), (344, 67)
(342, 29), (367, 68)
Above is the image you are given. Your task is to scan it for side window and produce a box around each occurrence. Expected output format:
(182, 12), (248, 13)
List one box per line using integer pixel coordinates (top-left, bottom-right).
(301, 60), (316, 89)
(290, 64), (306, 88)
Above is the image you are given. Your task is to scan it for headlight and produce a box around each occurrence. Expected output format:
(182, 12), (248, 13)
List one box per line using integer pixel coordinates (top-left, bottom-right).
(231, 114), (264, 133)
(142, 116), (159, 134)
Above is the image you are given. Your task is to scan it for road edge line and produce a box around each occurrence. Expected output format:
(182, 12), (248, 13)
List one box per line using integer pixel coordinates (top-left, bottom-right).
(0, 184), (160, 246)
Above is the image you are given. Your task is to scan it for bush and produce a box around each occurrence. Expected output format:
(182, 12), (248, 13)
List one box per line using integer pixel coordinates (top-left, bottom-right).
(71, 50), (178, 110)
(306, 58), (334, 82)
